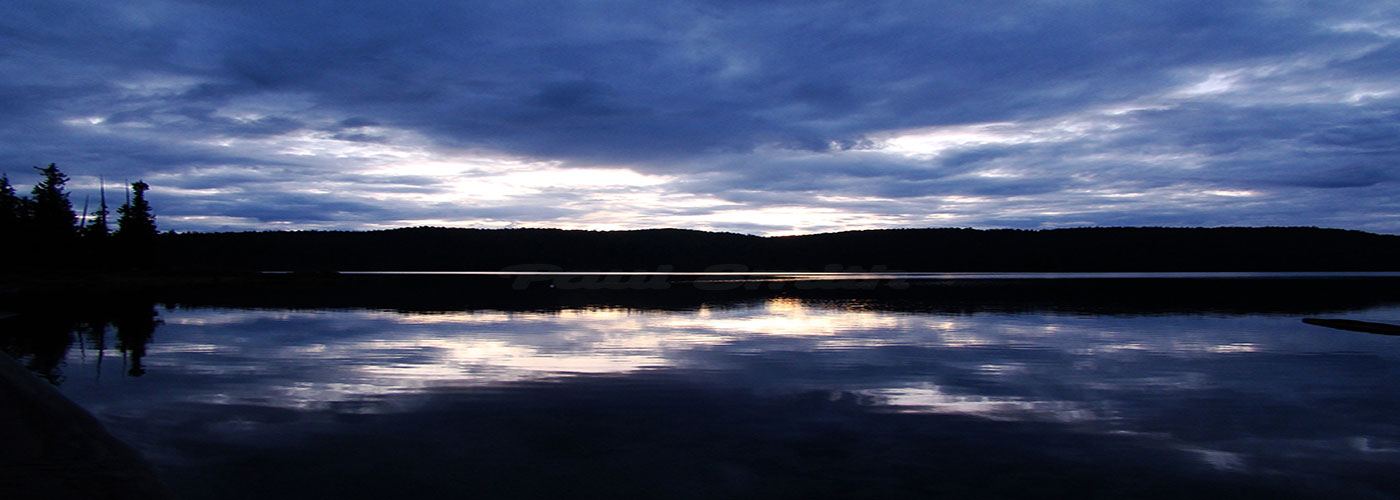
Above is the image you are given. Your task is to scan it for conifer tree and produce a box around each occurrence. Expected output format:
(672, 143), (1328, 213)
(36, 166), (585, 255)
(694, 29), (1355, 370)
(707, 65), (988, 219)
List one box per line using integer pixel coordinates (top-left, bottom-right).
(84, 177), (111, 239)
(29, 164), (76, 240)
(0, 174), (24, 233)
(115, 180), (157, 240)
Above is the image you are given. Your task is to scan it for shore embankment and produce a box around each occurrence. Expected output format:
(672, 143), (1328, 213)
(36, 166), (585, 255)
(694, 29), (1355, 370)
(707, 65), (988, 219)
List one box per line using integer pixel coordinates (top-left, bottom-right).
(0, 330), (171, 499)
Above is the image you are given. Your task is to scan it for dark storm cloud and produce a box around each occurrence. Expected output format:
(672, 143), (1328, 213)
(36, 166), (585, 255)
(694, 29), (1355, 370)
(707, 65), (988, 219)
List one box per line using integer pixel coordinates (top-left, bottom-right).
(2, 0), (1399, 233)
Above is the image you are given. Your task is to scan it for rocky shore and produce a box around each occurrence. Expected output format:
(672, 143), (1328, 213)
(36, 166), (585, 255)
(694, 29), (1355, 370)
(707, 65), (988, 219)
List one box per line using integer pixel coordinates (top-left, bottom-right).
(0, 350), (170, 500)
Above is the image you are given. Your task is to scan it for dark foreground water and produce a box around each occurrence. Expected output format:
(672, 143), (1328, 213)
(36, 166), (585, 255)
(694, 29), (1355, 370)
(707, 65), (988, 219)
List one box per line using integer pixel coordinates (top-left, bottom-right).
(9, 275), (1400, 498)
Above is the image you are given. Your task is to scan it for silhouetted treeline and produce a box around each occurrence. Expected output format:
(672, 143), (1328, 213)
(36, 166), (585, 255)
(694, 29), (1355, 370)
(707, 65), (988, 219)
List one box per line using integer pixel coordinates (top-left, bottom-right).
(0, 164), (158, 270)
(156, 226), (1400, 272)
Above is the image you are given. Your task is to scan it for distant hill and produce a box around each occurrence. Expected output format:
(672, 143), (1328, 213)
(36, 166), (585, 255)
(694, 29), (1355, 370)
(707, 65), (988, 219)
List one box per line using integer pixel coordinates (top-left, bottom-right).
(154, 226), (1400, 272)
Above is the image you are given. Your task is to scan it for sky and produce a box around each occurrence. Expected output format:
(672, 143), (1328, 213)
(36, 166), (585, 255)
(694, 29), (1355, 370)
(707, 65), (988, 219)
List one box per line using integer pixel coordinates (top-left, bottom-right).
(2, 1), (1399, 236)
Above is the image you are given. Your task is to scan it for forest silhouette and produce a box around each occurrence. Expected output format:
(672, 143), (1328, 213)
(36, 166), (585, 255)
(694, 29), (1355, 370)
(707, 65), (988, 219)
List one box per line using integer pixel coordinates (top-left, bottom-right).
(3, 163), (1400, 274)
(1, 164), (157, 270)
(156, 225), (1400, 273)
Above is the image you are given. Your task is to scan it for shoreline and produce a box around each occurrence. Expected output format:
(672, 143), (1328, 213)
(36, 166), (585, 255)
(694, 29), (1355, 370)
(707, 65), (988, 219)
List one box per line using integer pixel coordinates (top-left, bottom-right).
(0, 350), (171, 499)
(6, 270), (1400, 316)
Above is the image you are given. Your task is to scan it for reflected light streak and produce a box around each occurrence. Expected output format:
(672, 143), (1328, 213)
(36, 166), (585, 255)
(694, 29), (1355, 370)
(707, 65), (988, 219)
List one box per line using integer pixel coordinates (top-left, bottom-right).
(863, 385), (1102, 423)
(106, 305), (1343, 421)
(660, 298), (902, 338)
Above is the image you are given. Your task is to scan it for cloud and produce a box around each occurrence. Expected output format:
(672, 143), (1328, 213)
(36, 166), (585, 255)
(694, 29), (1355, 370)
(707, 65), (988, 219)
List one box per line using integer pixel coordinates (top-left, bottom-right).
(1, 0), (1399, 234)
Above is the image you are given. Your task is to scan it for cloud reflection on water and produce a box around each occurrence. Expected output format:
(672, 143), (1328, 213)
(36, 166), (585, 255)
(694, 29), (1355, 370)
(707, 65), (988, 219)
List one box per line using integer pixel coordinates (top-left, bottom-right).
(68, 299), (1400, 420)
(49, 298), (1400, 497)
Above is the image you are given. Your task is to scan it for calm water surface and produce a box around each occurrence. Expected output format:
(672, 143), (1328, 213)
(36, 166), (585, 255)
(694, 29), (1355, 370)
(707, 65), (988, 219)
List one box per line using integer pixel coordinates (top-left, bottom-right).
(34, 283), (1400, 498)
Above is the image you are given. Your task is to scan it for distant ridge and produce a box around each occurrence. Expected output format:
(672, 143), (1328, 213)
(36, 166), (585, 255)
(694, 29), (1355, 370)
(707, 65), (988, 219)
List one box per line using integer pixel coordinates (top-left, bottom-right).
(155, 226), (1400, 272)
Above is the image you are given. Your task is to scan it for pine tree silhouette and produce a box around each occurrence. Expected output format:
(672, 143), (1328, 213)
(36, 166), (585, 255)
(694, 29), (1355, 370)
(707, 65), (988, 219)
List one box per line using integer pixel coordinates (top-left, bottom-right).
(29, 164), (76, 241)
(83, 176), (111, 239)
(115, 180), (156, 241)
(0, 173), (25, 233)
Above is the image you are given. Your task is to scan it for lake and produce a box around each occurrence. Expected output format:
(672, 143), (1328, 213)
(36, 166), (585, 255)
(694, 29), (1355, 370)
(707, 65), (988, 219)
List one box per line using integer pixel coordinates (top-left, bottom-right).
(8, 274), (1400, 498)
